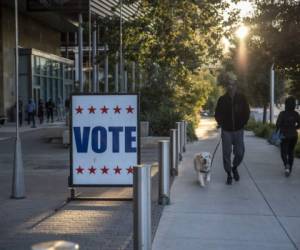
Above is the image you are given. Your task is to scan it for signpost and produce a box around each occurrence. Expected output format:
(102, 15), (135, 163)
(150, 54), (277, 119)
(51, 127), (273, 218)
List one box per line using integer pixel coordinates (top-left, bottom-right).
(70, 94), (139, 190)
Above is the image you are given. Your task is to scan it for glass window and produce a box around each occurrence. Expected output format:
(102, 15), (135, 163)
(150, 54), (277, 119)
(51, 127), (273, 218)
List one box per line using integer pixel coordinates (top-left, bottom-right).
(33, 76), (40, 86)
(59, 63), (63, 78)
(56, 79), (59, 99)
(53, 79), (57, 100)
(48, 78), (53, 100)
(45, 60), (51, 76)
(60, 80), (63, 99)
(34, 56), (40, 75)
(41, 77), (47, 101)
(40, 57), (47, 76)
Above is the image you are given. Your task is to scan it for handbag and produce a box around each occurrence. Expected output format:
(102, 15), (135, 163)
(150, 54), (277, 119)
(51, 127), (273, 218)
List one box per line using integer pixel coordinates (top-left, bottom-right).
(268, 130), (284, 146)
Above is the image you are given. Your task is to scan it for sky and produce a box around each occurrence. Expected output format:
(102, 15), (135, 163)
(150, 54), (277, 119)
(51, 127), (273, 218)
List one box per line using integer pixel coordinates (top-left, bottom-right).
(234, 0), (255, 18)
(222, 0), (255, 53)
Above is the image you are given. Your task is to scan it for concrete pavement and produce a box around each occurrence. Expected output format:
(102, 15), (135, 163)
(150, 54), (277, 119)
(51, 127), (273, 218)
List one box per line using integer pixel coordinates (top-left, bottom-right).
(153, 118), (300, 250)
(0, 128), (163, 250)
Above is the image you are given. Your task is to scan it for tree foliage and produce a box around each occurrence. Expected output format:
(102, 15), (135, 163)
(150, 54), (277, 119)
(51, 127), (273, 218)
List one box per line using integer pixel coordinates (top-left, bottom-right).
(124, 0), (232, 135)
(95, 0), (236, 136)
(219, 0), (300, 124)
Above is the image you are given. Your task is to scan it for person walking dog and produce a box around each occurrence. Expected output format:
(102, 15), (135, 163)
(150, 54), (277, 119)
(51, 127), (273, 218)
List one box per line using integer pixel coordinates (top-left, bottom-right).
(215, 73), (250, 185)
(276, 96), (300, 177)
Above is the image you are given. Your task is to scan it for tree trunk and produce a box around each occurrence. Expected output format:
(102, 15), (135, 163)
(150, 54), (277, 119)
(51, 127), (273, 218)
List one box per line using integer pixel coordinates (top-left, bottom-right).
(263, 104), (267, 124)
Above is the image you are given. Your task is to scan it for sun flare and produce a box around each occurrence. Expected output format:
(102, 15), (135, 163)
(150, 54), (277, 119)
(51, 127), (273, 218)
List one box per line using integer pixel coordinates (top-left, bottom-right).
(236, 25), (249, 40)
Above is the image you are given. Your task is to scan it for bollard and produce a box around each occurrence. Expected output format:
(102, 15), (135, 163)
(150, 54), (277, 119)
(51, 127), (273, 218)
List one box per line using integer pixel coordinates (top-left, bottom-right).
(133, 165), (151, 250)
(158, 140), (170, 205)
(184, 121), (188, 149)
(176, 122), (182, 161)
(180, 121), (185, 153)
(170, 129), (178, 176)
(31, 240), (79, 250)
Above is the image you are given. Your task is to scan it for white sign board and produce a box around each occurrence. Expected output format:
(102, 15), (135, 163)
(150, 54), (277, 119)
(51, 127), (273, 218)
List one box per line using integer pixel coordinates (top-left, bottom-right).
(70, 94), (139, 186)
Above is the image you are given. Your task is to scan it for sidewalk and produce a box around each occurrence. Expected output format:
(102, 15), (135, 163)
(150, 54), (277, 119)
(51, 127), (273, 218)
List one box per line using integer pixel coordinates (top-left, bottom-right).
(0, 121), (66, 141)
(153, 118), (300, 250)
(0, 128), (163, 250)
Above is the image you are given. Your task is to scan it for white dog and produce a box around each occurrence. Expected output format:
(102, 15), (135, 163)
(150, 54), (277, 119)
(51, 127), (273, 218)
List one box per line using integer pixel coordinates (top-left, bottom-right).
(194, 152), (212, 187)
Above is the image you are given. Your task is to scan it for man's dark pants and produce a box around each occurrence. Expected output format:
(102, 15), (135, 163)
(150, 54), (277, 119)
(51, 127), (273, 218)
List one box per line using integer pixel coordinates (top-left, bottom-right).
(221, 129), (245, 173)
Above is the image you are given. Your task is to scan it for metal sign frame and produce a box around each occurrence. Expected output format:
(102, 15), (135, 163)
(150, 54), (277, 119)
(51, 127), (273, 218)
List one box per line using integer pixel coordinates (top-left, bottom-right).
(69, 93), (140, 188)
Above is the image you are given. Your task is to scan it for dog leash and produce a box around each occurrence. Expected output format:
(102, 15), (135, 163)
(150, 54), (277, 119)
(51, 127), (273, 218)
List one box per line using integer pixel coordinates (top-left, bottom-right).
(210, 130), (222, 168)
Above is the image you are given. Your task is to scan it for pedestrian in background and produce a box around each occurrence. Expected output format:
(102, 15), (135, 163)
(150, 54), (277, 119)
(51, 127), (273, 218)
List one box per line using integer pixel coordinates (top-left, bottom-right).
(64, 97), (70, 126)
(215, 72), (250, 185)
(276, 96), (300, 177)
(46, 98), (54, 123)
(27, 99), (36, 128)
(38, 99), (44, 124)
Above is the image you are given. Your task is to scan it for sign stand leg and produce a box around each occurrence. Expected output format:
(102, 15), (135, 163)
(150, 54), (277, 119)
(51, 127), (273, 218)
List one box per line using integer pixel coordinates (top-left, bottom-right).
(70, 188), (76, 199)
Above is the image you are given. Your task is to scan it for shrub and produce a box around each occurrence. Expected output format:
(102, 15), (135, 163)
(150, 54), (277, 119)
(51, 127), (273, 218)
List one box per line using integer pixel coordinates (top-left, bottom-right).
(247, 119), (275, 139)
(295, 141), (300, 158)
(245, 117), (257, 131)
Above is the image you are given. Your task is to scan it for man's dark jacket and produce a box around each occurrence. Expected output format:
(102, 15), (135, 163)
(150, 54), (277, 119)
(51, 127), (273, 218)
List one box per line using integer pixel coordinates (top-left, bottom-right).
(215, 92), (250, 131)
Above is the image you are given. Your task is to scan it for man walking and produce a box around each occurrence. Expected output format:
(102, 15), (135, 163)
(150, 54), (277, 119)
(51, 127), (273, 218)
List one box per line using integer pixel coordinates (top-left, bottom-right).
(215, 73), (250, 185)
(27, 99), (36, 128)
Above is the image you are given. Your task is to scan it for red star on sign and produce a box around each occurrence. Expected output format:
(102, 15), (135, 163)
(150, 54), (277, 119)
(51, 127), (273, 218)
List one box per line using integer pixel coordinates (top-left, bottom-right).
(76, 106), (83, 114)
(114, 166), (122, 174)
(101, 166), (109, 174)
(127, 166), (134, 174)
(114, 105), (121, 114)
(88, 166), (96, 174)
(126, 105), (134, 113)
(88, 105), (96, 114)
(76, 166), (84, 174)
(100, 105), (109, 114)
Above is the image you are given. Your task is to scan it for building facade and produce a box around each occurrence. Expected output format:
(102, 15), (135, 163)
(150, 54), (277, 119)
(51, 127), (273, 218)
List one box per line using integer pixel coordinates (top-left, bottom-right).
(0, 3), (75, 120)
(0, 0), (140, 120)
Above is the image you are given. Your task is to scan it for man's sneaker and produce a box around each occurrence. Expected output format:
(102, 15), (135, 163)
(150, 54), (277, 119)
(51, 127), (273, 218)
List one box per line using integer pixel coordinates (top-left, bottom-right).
(232, 167), (240, 181)
(285, 164), (290, 177)
(226, 175), (233, 185)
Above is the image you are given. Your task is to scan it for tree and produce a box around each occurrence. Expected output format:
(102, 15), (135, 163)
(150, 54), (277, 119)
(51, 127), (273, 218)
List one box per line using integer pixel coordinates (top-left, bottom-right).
(96, 0), (236, 136)
(250, 0), (300, 97)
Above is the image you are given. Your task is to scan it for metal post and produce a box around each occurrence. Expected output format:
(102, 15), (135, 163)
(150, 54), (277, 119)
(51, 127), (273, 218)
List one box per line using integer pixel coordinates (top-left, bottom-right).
(158, 140), (170, 205)
(96, 24), (100, 92)
(119, 0), (124, 92)
(133, 165), (151, 250)
(31, 240), (79, 250)
(180, 121), (185, 153)
(270, 64), (275, 124)
(176, 122), (182, 161)
(115, 52), (119, 93)
(92, 20), (97, 93)
(78, 13), (83, 92)
(12, 0), (25, 199)
(124, 70), (128, 93)
(184, 121), (187, 149)
(132, 61), (136, 92)
(170, 129), (178, 176)
(104, 44), (109, 93)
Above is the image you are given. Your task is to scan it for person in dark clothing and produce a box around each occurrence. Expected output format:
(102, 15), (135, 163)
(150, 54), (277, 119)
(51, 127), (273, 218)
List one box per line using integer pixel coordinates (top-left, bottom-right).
(46, 98), (54, 123)
(215, 74), (250, 185)
(27, 99), (36, 128)
(38, 99), (44, 124)
(276, 96), (300, 177)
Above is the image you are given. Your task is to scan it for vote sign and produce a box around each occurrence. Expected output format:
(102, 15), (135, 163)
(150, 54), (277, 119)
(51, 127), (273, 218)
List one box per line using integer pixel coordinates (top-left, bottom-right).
(70, 94), (139, 186)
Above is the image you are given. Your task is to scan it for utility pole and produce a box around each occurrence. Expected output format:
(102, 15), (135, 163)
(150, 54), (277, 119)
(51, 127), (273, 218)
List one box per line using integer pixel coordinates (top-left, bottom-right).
(12, 0), (25, 199)
(270, 63), (275, 124)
